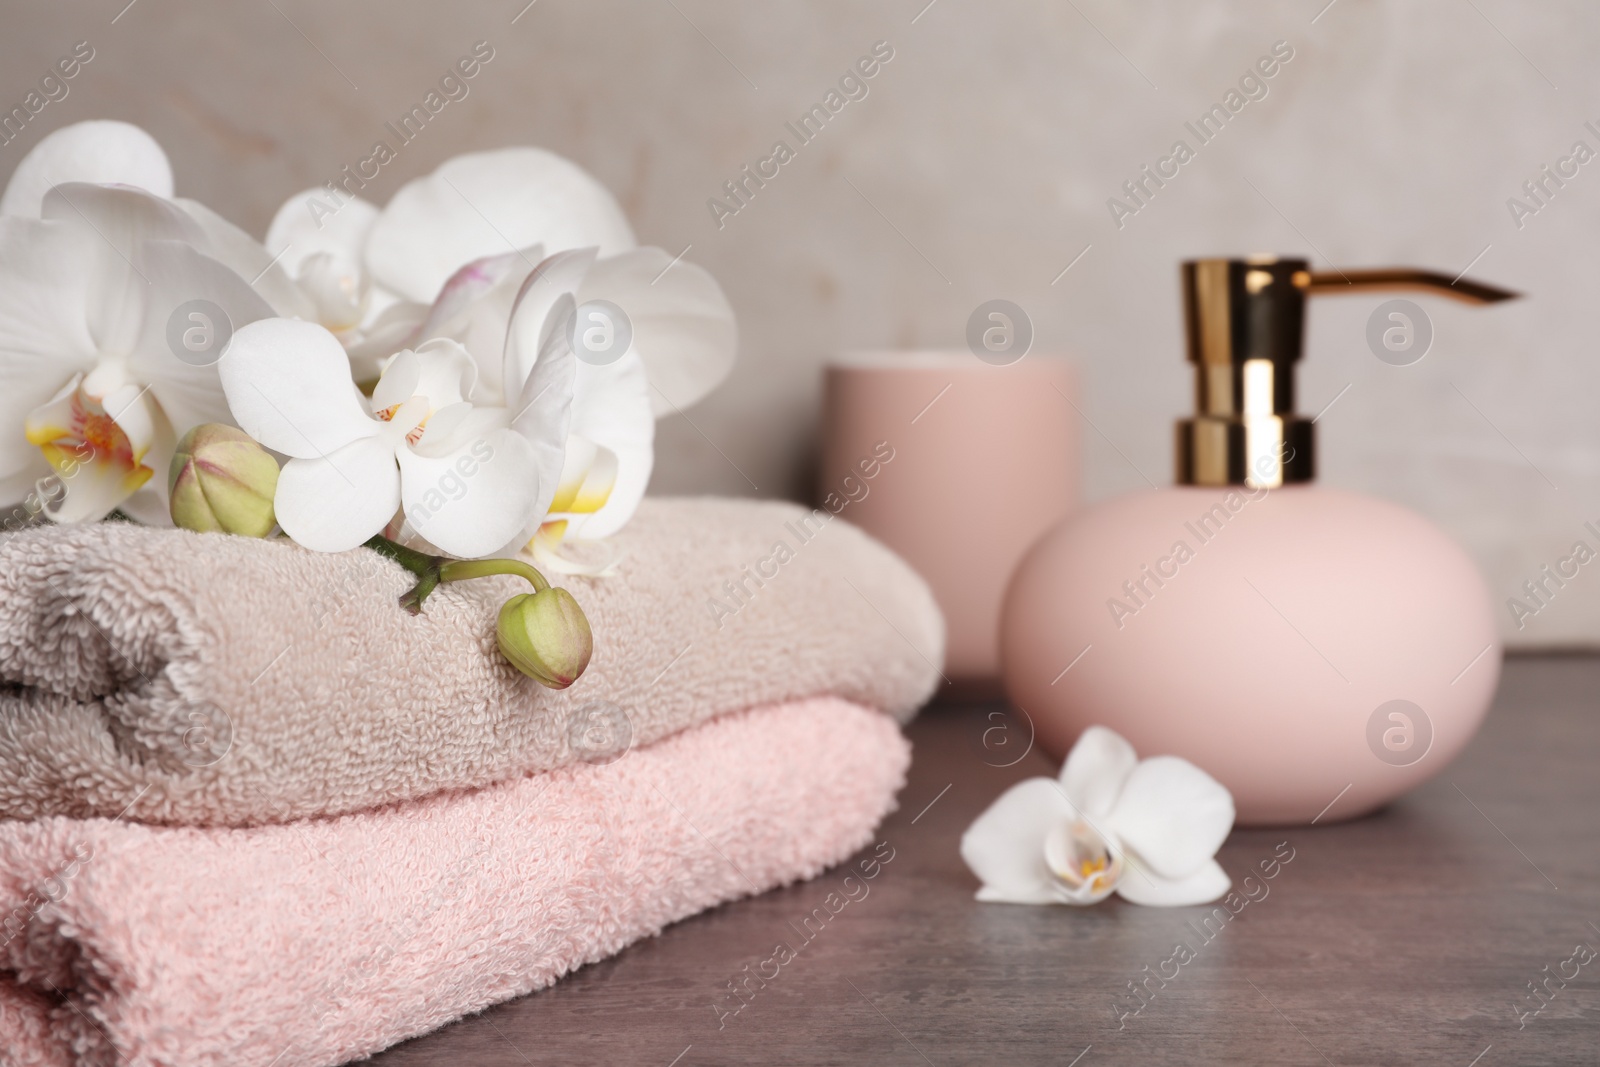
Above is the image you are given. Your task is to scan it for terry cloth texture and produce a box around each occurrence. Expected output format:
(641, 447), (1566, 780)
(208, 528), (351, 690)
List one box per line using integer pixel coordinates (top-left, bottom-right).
(0, 697), (910, 1067)
(0, 496), (943, 826)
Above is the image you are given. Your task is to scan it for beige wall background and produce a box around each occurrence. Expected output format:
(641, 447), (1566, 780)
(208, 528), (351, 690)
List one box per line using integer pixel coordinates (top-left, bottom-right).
(4, 0), (1600, 645)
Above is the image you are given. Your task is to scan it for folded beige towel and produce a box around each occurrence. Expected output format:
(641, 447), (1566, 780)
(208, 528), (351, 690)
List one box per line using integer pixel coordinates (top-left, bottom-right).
(0, 497), (942, 827)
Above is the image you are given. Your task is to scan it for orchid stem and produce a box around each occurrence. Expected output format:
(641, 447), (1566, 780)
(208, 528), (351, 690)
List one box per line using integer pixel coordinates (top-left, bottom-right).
(363, 535), (438, 577)
(439, 557), (550, 592)
(362, 535), (550, 614)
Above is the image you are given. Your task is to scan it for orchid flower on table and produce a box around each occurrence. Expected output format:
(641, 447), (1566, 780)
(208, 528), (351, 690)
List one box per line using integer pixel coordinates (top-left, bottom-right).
(961, 726), (1236, 907)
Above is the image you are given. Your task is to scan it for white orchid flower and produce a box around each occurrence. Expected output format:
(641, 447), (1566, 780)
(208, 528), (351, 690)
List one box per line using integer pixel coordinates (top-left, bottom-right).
(263, 190), (423, 383)
(404, 246), (633, 558)
(0, 120), (327, 526)
(961, 726), (1235, 907)
(261, 146), (638, 384)
(352, 146), (735, 563)
(0, 125), (290, 525)
(396, 241), (733, 570)
(248, 145), (733, 560)
(261, 147), (736, 416)
(267, 145), (735, 404)
(216, 251), (580, 557)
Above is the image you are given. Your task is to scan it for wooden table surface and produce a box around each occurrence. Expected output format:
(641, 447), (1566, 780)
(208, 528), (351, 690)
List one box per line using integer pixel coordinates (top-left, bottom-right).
(366, 654), (1600, 1066)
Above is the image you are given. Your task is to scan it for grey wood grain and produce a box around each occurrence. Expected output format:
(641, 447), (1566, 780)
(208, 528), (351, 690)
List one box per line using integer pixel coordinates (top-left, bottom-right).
(364, 654), (1600, 1066)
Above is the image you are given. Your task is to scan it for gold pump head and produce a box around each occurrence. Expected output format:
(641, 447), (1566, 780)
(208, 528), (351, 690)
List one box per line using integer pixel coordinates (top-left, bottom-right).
(1175, 256), (1518, 488)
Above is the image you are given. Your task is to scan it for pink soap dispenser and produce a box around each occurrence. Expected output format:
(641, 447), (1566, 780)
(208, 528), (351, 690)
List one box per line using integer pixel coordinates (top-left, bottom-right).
(1000, 257), (1517, 826)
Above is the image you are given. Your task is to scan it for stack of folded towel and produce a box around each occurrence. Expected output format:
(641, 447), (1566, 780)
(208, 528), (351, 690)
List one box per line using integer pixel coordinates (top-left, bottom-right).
(0, 498), (943, 1067)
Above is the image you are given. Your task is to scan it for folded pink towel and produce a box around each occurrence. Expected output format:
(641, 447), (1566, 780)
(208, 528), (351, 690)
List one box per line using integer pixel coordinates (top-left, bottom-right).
(0, 496), (941, 827)
(0, 696), (908, 1067)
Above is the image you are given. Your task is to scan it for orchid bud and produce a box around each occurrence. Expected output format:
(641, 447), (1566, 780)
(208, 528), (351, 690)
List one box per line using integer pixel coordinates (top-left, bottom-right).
(496, 587), (593, 689)
(168, 423), (279, 537)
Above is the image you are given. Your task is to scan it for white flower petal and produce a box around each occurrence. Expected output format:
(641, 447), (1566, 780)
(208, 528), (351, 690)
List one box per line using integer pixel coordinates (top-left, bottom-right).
(562, 353), (653, 540)
(411, 249), (541, 402)
(22, 376), (80, 441)
(398, 427), (539, 558)
(217, 318), (377, 459)
(960, 778), (1077, 905)
(504, 293), (576, 546)
(974, 884), (1061, 905)
(502, 248), (597, 399)
(415, 250), (532, 343)
(0, 464), (41, 500)
(545, 435), (607, 509)
(274, 440), (399, 552)
(361, 281), (411, 326)
(0, 120), (172, 218)
(365, 147), (635, 304)
(41, 181), (198, 246)
(1059, 725), (1139, 820)
(175, 198), (314, 319)
(412, 401), (476, 457)
(130, 238), (275, 433)
(370, 348), (421, 412)
(40, 453), (150, 524)
(1114, 858), (1232, 908)
(42, 183), (201, 357)
(0, 466), (49, 515)
(295, 252), (369, 331)
(579, 247), (736, 416)
(1107, 757), (1235, 882)
(104, 383), (175, 518)
(99, 382), (158, 463)
(0, 217), (100, 484)
(345, 300), (428, 383)
(264, 187), (380, 278)
(411, 338), (476, 408)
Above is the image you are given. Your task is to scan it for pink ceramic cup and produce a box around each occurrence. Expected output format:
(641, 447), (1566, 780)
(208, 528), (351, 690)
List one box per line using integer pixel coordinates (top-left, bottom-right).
(821, 352), (1079, 687)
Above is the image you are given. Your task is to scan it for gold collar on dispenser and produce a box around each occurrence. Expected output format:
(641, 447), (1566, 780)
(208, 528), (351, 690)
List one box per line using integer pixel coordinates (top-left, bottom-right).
(1176, 256), (1518, 488)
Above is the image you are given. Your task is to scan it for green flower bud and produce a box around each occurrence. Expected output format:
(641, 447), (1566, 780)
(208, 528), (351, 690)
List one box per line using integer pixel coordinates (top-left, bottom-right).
(496, 587), (594, 689)
(168, 424), (279, 537)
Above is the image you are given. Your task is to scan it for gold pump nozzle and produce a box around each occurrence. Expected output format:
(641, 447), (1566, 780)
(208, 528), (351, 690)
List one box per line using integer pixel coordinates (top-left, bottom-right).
(1176, 256), (1519, 489)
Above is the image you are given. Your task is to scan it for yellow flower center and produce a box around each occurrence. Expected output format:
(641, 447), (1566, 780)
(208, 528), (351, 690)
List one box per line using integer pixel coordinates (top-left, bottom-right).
(532, 438), (619, 554)
(25, 385), (153, 496)
(1044, 818), (1125, 899)
(372, 399), (430, 445)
